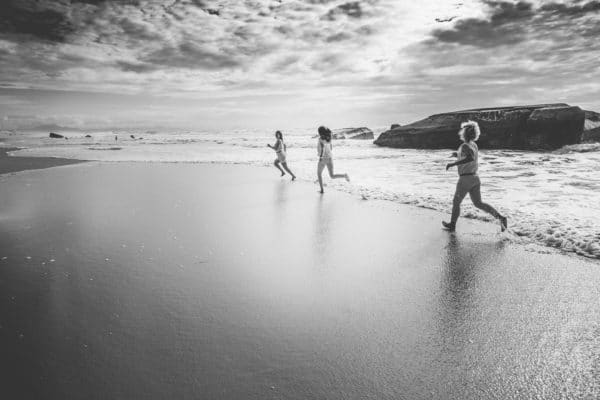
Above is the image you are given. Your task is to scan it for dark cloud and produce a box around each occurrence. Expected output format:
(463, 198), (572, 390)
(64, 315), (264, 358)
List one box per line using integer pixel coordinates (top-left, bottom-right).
(141, 40), (240, 70)
(539, 1), (600, 16)
(326, 32), (353, 42)
(431, 1), (533, 47)
(430, 0), (600, 48)
(115, 60), (157, 73)
(0, 1), (75, 42)
(324, 2), (364, 20)
(71, 0), (141, 5)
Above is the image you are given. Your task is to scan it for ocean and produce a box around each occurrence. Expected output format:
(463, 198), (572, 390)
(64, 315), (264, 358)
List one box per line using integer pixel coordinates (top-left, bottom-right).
(2, 128), (599, 260)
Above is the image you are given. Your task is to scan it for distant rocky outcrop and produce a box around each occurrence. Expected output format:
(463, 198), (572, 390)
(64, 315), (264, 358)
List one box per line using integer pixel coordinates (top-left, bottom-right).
(390, 123), (401, 130)
(332, 127), (374, 140)
(85, 134), (92, 138)
(584, 110), (600, 131)
(582, 126), (600, 142)
(49, 132), (64, 139)
(374, 104), (586, 150)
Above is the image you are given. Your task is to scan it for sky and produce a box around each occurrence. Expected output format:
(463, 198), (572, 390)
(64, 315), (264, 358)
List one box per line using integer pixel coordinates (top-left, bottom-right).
(0, 0), (599, 130)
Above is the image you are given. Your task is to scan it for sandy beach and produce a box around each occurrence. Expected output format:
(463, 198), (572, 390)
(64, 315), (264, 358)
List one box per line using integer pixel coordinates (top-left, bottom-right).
(1, 161), (599, 399)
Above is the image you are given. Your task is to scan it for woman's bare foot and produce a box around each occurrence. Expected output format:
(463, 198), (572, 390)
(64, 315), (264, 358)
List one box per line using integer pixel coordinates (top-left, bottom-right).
(499, 215), (508, 232)
(291, 176), (296, 181)
(442, 221), (455, 231)
(280, 171), (285, 177)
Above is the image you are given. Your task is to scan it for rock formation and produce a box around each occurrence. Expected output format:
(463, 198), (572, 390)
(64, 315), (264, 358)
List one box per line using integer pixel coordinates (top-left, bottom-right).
(584, 110), (600, 131)
(49, 132), (64, 139)
(332, 127), (374, 140)
(374, 104), (585, 150)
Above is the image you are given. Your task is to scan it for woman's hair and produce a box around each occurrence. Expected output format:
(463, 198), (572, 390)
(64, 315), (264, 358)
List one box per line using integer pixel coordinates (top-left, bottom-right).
(275, 130), (283, 140)
(458, 120), (480, 142)
(318, 126), (332, 142)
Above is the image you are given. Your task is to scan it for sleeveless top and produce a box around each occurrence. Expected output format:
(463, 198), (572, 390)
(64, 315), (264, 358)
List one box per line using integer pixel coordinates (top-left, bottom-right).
(318, 139), (332, 159)
(276, 138), (285, 154)
(457, 141), (478, 176)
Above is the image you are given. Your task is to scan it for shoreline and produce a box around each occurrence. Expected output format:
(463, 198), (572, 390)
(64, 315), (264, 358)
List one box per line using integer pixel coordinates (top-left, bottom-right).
(0, 147), (86, 175)
(0, 148), (598, 261)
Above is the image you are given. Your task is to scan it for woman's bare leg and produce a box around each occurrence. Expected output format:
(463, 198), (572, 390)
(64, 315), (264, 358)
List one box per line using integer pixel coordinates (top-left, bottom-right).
(468, 185), (500, 218)
(317, 160), (326, 193)
(326, 159), (349, 181)
(282, 162), (296, 180)
(469, 184), (507, 230)
(274, 160), (285, 176)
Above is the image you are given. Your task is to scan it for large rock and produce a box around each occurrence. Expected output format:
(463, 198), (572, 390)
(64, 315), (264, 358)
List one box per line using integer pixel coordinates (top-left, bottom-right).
(374, 104), (586, 150)
(49, 132), (64, 139)
(332, 127), (374, 140)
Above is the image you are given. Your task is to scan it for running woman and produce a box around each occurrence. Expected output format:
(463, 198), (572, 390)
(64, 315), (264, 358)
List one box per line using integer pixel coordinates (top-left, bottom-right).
(316, 126), (349, 194)
(443, 120), (507, 232)
(267, 130), (296, 180)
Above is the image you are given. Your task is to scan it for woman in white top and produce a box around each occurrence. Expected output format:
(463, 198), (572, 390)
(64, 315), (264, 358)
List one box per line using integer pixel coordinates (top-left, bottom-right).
(443, 121), (507, 232)
(316, 126), (349, 193)
(267, 130), (296, 180)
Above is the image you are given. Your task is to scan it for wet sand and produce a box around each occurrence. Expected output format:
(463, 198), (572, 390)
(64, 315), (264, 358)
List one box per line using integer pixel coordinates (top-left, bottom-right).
(0, 162), (598, 399)
(0, 147), (85, 175)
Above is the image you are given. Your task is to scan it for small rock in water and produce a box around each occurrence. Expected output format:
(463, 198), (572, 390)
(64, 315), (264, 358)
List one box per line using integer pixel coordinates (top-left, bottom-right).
(105, 258), (110, 261)
(1, 257), (7, 260)
(49, 259), (55, 263)
(26, 256), (31, 260)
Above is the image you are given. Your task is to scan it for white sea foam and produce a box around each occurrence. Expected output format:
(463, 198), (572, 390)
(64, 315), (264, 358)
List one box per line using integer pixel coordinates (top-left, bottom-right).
(2, 128), (599, 260)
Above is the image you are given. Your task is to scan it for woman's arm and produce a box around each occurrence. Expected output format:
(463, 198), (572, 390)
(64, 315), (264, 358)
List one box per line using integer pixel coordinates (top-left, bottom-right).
(317, 140), (323, 158)
(446, 144), (473, 170)
(267, 140), (280, 151)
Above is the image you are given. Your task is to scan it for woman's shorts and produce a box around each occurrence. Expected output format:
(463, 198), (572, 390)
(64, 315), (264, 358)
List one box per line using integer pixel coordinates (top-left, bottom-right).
(276, 152), (286, 163)
(454, 174), (481, 200)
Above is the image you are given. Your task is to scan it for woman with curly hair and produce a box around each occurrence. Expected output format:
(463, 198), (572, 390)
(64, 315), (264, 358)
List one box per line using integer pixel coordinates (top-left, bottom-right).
(443, 121), (507, 232)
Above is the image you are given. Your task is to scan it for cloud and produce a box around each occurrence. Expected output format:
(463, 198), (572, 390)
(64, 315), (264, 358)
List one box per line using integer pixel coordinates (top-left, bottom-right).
(539, 1), (600, 16)
(141, 40), (241, 70)
(430, 0), (600, 48)
(0, 1), (75, 42)
(324, 1), (364, 20)
(430, 1), (534, 47)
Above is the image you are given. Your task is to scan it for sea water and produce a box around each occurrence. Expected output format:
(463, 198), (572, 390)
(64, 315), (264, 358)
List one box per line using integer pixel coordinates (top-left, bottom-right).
(2, 128), (599, 259)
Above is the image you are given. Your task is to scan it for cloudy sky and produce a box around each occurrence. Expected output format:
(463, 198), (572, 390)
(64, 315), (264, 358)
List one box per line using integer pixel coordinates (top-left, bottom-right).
(1, 0), (599, 130)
